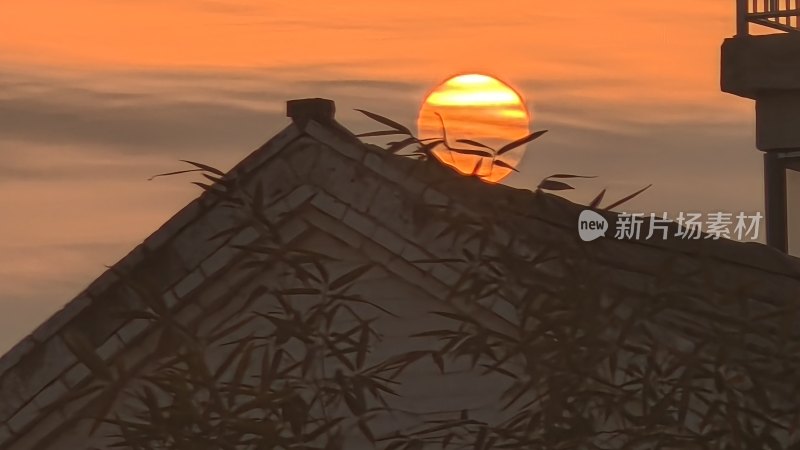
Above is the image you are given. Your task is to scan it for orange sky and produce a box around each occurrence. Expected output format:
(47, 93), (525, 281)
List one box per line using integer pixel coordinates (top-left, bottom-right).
(0, 1), (734, 98)
(0, 0), (770, 352)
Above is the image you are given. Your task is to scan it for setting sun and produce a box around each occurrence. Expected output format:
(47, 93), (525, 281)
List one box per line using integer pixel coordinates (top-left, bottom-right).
(417, 74), (531, 182)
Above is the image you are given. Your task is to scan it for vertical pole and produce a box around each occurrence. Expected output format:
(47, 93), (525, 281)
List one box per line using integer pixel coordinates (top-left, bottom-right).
(737, 0), (749, 36)
(787, 0), (791, 27)
(764, 152), (788, 252)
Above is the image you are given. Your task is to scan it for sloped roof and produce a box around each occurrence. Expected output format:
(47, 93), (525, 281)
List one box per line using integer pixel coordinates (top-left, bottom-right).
(0, 98), (799, 448)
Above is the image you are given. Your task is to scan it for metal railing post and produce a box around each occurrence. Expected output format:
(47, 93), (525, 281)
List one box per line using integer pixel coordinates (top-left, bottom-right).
(737, 0), (749, 35)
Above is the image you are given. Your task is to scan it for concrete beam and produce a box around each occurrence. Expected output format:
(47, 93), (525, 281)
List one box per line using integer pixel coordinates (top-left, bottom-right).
(755, 91), (800, 150)
(722, 33), (800, 99)
(722, 34), (800, 150)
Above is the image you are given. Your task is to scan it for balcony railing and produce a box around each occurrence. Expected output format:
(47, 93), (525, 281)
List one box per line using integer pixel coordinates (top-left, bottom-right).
(737, 0), (800, 34)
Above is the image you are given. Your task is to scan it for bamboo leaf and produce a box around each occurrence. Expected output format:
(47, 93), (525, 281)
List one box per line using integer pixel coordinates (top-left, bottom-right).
(492, 159), (519, 172)
(356, 130), (408, 138)
(207, 223), (250, 242)
(355, 109), (411, 135)
(213, 335), (252, 380)
(201, 172), (225, 185)
(431, 352), (445, 374)
(357, 418), (376, 443)
(280, 288), (322, 295)
(470, 158), (483, 176)
(589, 188), (607, 209)
(329, 264), (373, 292)
(191, 181), (213, 191)
(537, 179), (574, 191)
(411, 258), (464, 264)
(252, 179), (264, 212)
(228, 341), (256, 405)
(147, 168), (205, 181)
(497, 130), (548, 155)
(416, 139), (444, 157)
(179, 159), (225, 176)
(330, 293), (398, 317)
(603, 184), (653, 211)
(432, 311), (476, 324)
(304, 417), (345, 442)
(449, 148), (493, 158)
(265, 349), (284, 388)
(357, 323), (370, 369)
(386, 137), (419, 154)
(434, 112), (449, 147)
(546, 173), (596, 179)
(113, 310), (158, 321)
(456, 139), (495, 151)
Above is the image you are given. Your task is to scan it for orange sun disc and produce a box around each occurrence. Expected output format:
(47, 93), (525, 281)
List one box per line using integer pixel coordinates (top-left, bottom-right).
(417, 73), (531, 183)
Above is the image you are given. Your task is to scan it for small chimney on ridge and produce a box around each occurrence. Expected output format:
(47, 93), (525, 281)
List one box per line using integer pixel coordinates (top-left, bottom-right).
(286, 98), (336, 127)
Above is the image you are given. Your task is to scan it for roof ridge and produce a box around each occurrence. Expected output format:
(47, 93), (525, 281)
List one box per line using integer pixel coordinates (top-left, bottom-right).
(328, 132), (800, 280)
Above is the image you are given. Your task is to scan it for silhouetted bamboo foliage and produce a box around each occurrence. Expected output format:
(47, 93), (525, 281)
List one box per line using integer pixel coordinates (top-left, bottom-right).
(58, 110), (800, 450)
(357, 110), (800, 449)
(57, 161), (433, 450)
(355, 109), (546, 180)
(375, 209), (800, 450)
(355, 109), (652, 209)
